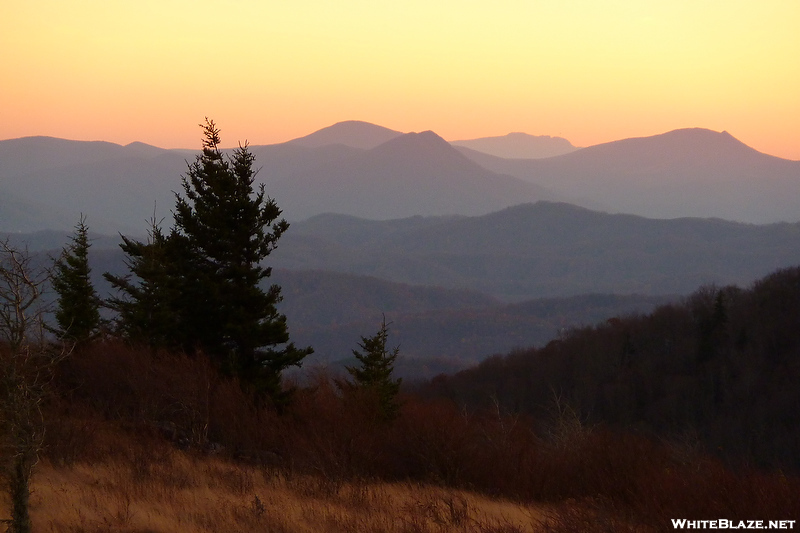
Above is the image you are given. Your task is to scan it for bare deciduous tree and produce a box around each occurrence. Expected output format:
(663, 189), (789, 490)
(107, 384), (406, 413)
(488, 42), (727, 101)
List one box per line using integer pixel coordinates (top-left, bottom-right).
(0, 241), (48, 352)
(0, 239), (65, 533)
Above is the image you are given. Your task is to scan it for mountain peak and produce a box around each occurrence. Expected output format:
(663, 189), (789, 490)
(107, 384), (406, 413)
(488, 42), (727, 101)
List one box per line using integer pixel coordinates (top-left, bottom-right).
(451, 132), (577, 159)
(382, 130), (449, 147)
(369, 130), (468, 163)
(123, 140), (167, 157)
(578, 127), (765, 163)
(124, 141), (159, 149)
(286, 121), (403, 150)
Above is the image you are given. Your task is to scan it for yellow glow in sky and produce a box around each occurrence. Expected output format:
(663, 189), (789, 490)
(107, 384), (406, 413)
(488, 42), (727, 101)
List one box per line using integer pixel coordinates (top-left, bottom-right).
(2, 0), (799, 159)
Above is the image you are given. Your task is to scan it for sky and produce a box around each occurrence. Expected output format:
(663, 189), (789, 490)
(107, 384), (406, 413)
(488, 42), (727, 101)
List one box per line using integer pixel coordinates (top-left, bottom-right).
(2, 1), (799, 159)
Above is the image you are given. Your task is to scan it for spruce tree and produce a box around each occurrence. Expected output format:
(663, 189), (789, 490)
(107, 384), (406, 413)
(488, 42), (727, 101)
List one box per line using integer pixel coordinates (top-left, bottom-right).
(346, 317), (402, 421)
(51, 215), (100, 346)
(103, 220), (189, 350)
(172, 119), (311, 400)
(105, 120), (311, 403)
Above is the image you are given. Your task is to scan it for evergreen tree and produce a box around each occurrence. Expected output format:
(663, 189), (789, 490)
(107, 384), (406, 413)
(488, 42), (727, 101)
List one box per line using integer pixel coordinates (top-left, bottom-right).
(106, 120), (311, 403)
(175, 120), (312, 399)
(103, 220), (188, 350)
(346, 317), (402, 421)
(51, 216), (100, 346)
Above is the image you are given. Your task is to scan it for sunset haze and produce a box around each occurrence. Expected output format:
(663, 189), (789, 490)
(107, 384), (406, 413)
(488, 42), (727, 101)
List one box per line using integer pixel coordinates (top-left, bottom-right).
(3, 0), (799, 159)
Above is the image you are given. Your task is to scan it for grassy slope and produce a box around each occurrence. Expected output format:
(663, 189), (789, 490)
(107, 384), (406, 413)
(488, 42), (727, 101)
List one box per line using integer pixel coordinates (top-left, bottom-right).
(22, 452), (546, 533)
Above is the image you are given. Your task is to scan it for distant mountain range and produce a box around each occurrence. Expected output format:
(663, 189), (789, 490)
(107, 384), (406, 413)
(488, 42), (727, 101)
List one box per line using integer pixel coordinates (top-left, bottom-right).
(24, 199), (794, 301)
(2, 122), (800, 233)
(458, 128), (800, 223)
(7, 121), (800, 378)
(274, 202), (800, 300)
(23, 200), (794, 302)
(267, 130), (554, 220)
(9, 199), (800, 376)
(7, 227), (671, 377)
(0, 127), (554, 231)
(0, 136), (190, 233)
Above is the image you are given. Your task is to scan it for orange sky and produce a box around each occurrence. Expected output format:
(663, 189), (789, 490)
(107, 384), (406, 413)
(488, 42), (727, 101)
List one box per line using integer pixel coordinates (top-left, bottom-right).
(2, 1), (799, 159)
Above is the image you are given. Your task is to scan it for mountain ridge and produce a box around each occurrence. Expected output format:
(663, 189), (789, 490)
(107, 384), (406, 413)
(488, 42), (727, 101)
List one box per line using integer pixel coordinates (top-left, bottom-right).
(276, 201), (800, 300)
(458, 128), (800, 223)
(267, 130), (554, 220)
(3, 123), (800, 232)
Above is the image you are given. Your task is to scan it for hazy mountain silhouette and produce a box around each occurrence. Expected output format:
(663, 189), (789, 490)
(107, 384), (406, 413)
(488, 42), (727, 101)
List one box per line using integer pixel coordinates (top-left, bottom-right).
(10, 223), (668, 376)
(2, 151), (186, 233)
(458, 128), (800, 224)
(0, 189), (79, 233)
(1, 134), (365, 231)
(0, 128), (552, 230)
(451, 132), (578, 159)
(269, 131), (554, 220)
(19, 199), (798, 303)
(246, 141), (368, 210)
(3, 125), (800, 232)
(0, 136), (135, 178)
(0, 136), (187, 232)
(274, 202), (800, 300)
(285, 120), (403, 149)
(272, 268), (669, 375)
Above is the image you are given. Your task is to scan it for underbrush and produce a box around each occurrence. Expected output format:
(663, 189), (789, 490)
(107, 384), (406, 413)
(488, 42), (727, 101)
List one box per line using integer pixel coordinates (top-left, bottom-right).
(9, 341), (797, 530)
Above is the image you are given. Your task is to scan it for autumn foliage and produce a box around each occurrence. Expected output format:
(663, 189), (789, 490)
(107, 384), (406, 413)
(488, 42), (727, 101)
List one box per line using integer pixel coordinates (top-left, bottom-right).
(32, 339), (800, 530)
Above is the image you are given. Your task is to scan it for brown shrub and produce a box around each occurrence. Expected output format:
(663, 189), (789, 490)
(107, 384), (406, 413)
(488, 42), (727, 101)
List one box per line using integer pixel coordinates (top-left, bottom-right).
(41, 340), (800, 526)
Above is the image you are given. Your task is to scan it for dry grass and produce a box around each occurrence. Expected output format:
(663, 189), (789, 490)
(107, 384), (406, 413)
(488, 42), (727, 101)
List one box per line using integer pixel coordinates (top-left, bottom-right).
(9, 449), (547, 533)
(3, 342), (795, 532)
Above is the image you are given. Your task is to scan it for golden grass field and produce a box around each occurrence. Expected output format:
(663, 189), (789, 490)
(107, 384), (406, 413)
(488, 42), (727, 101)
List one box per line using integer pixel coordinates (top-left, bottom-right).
(15, 450), (549, 533)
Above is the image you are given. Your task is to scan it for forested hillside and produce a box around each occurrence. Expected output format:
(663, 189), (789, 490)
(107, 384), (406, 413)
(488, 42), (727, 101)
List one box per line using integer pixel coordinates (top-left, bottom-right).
(274, 269), (670, 376)
(421, 266), (800, 470)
